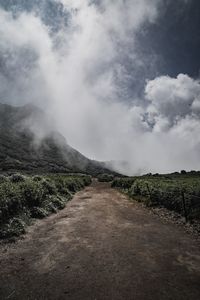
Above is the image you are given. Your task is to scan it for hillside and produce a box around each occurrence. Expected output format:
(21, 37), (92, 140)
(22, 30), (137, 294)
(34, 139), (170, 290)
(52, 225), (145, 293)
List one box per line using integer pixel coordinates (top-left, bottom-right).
(0, 103), (111, 175)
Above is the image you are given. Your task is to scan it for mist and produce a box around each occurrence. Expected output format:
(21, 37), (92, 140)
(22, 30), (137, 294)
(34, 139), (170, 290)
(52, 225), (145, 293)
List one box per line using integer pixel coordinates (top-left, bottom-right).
(0, 0), (200, 175)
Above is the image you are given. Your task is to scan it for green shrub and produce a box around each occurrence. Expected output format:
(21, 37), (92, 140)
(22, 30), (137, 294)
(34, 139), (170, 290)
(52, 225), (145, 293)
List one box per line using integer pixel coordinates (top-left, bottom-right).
(114, 176), (200, 220)
(50, 195), (67, 210)
(0, 182), (23, 223)
(31, 207), (49, 219)
(0, 175), (8, 184)
(9, 173), (26, 183)
(20, 180), (45, 208)
(32, 175), (43, 182)
(0, 217), (26, 239)
(0, 173), (92, 239)
(111, 177), (135, 189)
(41, 179), (57, 195)
(98, 174), (114, 182)
(82, 175), (92, 186)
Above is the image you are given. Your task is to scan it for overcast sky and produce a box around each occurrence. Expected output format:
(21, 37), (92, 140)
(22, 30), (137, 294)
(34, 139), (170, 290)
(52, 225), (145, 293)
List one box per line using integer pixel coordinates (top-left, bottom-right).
(0, 0), (200, 174)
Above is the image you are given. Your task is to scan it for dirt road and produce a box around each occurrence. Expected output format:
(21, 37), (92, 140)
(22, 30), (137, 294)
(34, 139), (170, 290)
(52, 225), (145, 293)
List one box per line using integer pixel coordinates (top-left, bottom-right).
(0, 181), (200, 300)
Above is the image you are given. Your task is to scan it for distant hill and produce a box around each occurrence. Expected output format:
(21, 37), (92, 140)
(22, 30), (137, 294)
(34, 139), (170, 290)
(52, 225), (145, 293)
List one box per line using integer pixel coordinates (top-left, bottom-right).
(0, 103), (113, 175)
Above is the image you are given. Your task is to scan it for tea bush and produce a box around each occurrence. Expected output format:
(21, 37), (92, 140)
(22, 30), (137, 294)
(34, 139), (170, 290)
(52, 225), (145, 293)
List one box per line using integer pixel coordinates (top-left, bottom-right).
(111, 177), (135, 189)
(98, 174), (114, 182)
(112, 176), (200, 221)
(9, 173), (26, 183)
(0, 174), (92, 239)
(0, 175), (8, 184)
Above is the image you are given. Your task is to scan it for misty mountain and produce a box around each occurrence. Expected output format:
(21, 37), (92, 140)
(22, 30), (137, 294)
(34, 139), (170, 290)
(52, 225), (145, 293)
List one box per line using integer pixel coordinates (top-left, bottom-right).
(0, 103), (112, 175)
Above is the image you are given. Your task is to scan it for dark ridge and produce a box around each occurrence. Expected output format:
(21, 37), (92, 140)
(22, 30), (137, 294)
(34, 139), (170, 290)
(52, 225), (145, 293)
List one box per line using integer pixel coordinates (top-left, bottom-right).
(0, 103), (114, 175)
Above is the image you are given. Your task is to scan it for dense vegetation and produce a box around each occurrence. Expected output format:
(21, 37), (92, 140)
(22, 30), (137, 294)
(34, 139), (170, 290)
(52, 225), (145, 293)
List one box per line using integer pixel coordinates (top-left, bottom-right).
(0, 173), (91, 239)
(97, 173), (114, 182)
(112, 173), (200, 221)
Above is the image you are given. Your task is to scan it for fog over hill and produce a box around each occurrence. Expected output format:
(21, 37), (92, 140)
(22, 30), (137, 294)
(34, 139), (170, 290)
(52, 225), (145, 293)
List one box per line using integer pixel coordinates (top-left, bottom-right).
(0, 103), (112, 175)
(0, 1), (200, 175)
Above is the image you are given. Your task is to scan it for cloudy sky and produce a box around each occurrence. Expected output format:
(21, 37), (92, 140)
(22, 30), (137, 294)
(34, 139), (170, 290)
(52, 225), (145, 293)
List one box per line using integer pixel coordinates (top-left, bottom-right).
(0, 0), (200, 174)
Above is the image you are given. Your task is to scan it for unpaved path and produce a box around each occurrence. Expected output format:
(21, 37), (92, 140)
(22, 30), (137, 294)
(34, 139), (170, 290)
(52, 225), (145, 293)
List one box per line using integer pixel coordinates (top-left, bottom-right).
(0, 181), (200, 300)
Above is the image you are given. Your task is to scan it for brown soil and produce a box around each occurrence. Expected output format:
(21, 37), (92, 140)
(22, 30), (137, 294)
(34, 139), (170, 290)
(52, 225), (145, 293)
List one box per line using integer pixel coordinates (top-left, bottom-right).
(0, 181), (200, 300)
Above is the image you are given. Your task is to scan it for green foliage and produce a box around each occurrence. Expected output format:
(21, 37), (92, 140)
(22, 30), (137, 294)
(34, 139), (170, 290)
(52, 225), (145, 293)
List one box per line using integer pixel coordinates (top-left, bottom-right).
(97, 173), (114, 182)
(9, 173), (26, 183)
(31, 207), (49, 219)
(0, 173), (92, 239)
(50, 195), (66, 210)
(0, 175), (8, 184)
(0, 182), (24, 223)
(0, 217), (26, 239)
(47, 174), (91, 194)
(32, 175), (43, 182)
(112, 175), (200, 220)
(111, 177), (135, 189)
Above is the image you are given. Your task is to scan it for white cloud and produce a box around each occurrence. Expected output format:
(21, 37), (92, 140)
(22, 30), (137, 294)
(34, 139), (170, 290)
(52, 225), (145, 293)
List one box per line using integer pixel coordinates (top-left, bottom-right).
(1, 1), (200, 175)
(145, 74), (200, 131)
(0, 9), (55, 106)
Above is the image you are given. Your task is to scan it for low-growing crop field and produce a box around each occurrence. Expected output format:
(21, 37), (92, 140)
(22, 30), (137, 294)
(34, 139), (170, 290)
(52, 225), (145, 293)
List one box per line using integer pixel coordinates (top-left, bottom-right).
(0, 173), (91, 239)
(112, 174), (200, 221)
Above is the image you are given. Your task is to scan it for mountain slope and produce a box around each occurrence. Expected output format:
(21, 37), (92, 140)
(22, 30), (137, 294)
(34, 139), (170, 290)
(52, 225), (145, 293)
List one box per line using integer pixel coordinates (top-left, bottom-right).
(0, 103), (111, 175)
